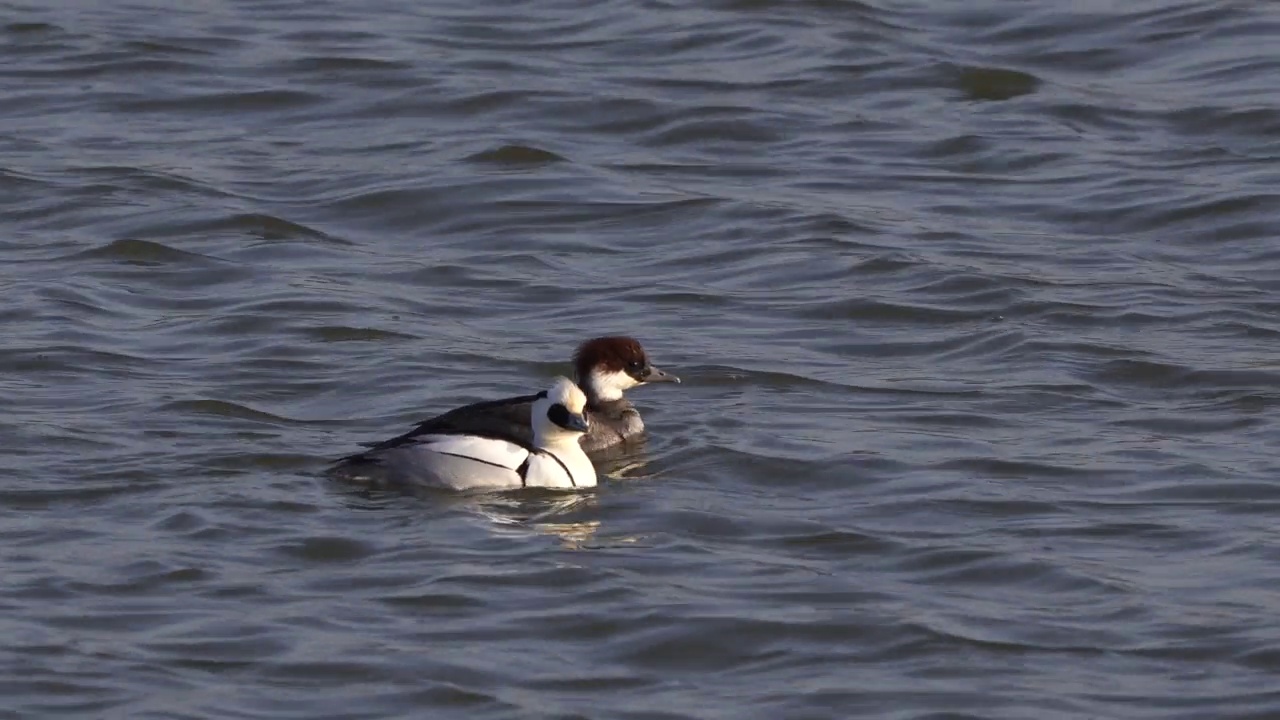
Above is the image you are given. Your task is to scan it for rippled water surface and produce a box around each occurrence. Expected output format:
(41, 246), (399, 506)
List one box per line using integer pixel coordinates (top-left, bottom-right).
(5, 1), (1280, 717)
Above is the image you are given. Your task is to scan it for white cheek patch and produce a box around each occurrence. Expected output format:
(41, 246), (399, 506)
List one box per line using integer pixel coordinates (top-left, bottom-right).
(588, 369), (637, 401)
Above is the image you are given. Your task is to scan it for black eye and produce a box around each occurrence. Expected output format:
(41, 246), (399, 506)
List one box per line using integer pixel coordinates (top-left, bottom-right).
(627, 360), (644, 372)
(547, 403), (570, 427)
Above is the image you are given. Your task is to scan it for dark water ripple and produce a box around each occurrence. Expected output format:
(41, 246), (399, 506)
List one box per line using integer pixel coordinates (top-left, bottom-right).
(4, 0), (1280, 718)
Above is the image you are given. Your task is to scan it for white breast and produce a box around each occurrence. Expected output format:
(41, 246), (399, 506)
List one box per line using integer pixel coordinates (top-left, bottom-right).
(521, 449), (598, 489)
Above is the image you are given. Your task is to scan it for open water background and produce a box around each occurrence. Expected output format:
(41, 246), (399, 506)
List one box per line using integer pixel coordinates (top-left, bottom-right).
(4, 1), (1280, 718)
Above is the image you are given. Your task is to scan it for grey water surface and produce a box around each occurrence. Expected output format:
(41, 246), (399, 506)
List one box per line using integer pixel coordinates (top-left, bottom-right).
(4, 1), (1280, 718)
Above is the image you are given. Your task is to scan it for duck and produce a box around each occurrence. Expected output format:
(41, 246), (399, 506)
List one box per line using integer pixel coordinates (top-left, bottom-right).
(346, 336), (680, 460)
(340, 377), (597, 491)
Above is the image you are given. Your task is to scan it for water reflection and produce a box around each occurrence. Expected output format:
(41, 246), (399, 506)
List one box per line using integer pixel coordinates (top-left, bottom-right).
(464, 450), (656, 547)
(469, 491), (602, 548)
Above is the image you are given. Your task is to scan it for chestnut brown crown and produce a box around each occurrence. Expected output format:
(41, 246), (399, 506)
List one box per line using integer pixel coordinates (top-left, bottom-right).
(573, 336), (649, 380)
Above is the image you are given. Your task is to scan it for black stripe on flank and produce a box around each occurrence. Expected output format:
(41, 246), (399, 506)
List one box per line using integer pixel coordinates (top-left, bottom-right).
(435, 451), (512, 471)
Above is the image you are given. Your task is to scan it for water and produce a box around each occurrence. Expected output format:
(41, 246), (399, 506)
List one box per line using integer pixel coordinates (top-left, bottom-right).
(4, 0), (1280, 717)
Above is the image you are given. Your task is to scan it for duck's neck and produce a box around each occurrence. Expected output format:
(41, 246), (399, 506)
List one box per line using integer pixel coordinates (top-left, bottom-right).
(534, 432), (585, 454)
(577, 368), (630, 404)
